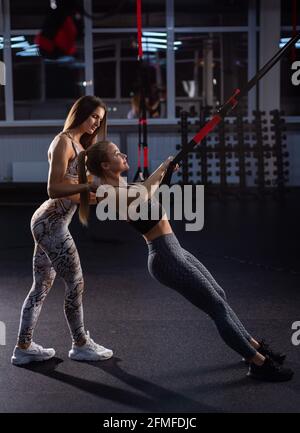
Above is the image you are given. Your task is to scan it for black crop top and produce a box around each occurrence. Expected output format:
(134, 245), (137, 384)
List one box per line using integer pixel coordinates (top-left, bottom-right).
(96, 182), (165, 235)
(119, 184), (164, 234)
(127, 197), (165, 235)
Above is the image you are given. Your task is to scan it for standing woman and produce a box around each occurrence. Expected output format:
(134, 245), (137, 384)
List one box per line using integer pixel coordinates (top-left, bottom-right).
(11, 96), (113, 365)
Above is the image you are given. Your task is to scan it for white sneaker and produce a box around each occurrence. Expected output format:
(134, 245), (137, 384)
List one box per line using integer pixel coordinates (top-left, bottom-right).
(68, 331), (113, 361)
(11, 342), (56, 365)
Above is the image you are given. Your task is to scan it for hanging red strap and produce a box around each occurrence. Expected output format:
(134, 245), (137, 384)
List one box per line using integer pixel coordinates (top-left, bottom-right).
(143, 147), (149, 168)
(136, 0), (143, 60)
(137, 145), (141, 168)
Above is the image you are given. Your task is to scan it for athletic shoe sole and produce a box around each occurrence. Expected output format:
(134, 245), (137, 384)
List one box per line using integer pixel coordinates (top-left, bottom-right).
(247, 371), (294, 382)
(242, 356), (285, 366)
(68, 350), (113, 362)
(11, 351), (56, 366)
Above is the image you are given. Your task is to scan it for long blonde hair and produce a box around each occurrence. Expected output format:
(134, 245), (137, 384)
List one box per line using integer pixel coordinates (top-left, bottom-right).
(78, 141), (112, 226)
(63, 96), (107, 149)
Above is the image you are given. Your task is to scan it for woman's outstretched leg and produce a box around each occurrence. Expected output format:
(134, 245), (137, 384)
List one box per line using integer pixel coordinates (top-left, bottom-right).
(181, 248), (253, 344)
(147, 234), (294, 381)
(147, 234), (257, 360)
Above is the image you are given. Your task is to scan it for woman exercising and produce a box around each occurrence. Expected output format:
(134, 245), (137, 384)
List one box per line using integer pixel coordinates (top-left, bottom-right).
(11, 96), (113, 365)
(77, 140), (293, 382)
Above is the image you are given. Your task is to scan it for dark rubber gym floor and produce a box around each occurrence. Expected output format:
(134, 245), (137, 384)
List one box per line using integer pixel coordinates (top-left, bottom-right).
(0, 188), (299, 413)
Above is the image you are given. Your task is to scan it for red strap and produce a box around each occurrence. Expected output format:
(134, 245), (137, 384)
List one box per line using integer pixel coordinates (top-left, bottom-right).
(143, 146), (149, 168)
(137, 144), (141, 167)
(136, 0), (143, 60)
(193, 115), (222, 145)
(227, 88), (241, 109)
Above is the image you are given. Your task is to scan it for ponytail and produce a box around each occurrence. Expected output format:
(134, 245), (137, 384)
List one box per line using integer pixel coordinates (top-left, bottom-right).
(78, 140), (111, 226)
(78, 150), (90, 226)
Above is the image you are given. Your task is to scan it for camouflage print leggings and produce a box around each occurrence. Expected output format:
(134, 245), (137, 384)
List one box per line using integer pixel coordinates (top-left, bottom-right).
(17, 198), (86, 345)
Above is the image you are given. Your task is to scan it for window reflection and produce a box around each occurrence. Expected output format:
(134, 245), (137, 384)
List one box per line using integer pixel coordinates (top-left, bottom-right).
(175, 0), (248, 26)
(92, 0), (166, 28)
(175, 33), (248, 117)
(93, 33), (167, 119)
(12, 35), (85, 120)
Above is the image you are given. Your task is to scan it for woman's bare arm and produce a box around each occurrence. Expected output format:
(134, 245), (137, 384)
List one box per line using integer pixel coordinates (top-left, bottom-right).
(95, 157), (174, 209)
(142, 157), (174, 198)
(94, 159), (174, 217)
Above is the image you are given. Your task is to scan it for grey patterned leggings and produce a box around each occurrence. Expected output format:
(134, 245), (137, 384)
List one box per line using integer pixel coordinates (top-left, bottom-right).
(17, 201), (86, 346)
(147, 233), (257, 360)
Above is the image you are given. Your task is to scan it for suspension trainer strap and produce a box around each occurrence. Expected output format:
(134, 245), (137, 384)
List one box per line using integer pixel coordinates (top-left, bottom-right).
(161, 32), (300, 185)
(133, 0), (149, 180)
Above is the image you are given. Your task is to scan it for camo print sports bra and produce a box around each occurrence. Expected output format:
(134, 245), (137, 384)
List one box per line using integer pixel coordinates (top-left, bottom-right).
(62, 131), (81, 180)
